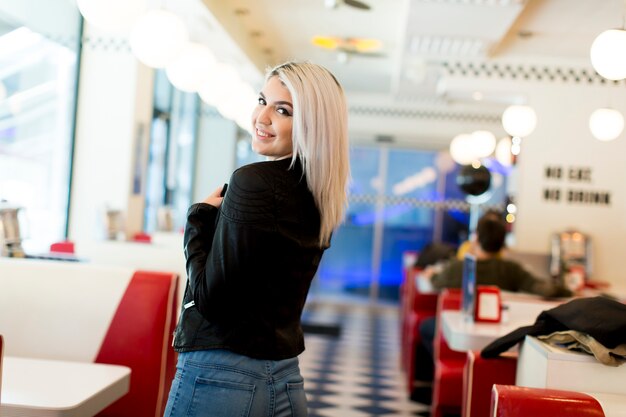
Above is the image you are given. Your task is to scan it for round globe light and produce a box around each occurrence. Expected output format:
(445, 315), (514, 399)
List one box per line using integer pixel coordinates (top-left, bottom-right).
(590, 29), (626, 81)
(130, 10), (188, 68)
(217, 82), (255, 121)
(502, 104), (537, 137)
(236, 114), (254, 134)
(77, 0), (146, 33)
(470, 130), (496, 158)
(589, 108), (624, 141)
(450, 133), (478, 165)
(495, 137), (514, 166)
(198, 63), (242, 107)
(165, 42), (216, 92)
(233, 83), (259, 125)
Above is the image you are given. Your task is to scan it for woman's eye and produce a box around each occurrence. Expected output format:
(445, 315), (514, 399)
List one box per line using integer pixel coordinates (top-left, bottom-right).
(277, 107), (291, 116)
(258, 97), (266, 105)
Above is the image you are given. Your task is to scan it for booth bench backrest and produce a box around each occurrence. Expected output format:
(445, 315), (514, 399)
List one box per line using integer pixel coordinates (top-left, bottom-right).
(52, 239), (187, 315)
(491, 384), (606, 417)
(0, 258), (178, 417)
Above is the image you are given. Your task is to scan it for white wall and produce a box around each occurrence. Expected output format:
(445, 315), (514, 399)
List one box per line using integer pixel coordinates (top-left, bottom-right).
(514, 83), (626, 285)
(437, 71), (626, 286)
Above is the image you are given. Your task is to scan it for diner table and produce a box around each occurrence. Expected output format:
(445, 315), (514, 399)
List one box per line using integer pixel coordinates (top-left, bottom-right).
(1, 356), (131, 417)
(441, 293), (562, 352)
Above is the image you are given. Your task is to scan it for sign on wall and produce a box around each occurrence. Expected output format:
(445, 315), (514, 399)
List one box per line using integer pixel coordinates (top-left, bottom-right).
(542, 165), (611, 206)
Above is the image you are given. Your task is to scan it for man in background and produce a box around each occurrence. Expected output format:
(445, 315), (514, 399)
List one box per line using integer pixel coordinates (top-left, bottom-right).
(425, 211), (570, 296)
(413, 211), (571, 404)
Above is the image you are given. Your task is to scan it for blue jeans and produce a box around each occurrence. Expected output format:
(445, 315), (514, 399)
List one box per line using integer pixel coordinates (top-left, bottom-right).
(163, 349), (308, 417)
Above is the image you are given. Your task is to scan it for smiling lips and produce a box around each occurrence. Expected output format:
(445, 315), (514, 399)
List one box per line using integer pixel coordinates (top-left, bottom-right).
(256, 128), (274, 140)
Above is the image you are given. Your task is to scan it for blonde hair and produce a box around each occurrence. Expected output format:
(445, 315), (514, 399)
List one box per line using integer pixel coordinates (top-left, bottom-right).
(267, 62), (350, 247)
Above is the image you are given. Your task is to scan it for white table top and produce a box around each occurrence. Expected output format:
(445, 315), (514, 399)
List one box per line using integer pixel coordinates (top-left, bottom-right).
(1, 356), (130, 417)
(441, 297), (562, 352)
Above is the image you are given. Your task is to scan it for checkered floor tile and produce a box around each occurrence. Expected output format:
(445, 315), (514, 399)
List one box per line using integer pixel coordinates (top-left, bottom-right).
(300, 303), (429, 416)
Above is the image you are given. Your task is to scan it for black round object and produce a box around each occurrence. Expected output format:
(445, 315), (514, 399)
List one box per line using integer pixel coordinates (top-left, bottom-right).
(456, 164), (492, 196)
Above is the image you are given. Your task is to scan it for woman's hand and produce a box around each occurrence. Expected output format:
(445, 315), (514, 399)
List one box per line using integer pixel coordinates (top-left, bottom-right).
(202, 185), (226, 208)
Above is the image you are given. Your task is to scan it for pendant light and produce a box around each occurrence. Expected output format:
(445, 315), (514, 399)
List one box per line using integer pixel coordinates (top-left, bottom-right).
(165, 42), (216, 93)
(501, 104), (537, 137)
(590, 29), (626, 80)
(449, 133), (477, 165)
(130, 10), (188, 69)
(589, 108), (624, 141)
(470, 130), (496, 159)
(495, 137), (513, 167)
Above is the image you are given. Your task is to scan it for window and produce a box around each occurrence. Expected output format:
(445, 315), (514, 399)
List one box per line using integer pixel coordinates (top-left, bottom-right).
(0, 1), (81, 252)
(144, 70), (199, 233)
(315, 145), (508, 302)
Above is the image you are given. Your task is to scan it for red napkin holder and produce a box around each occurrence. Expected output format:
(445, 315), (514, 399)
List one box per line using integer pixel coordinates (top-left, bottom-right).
(474, 285), (501, 323)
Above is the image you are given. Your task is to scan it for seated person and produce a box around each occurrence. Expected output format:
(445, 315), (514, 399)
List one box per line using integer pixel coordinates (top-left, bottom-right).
(414, 242), (457, 269)
(413, 212), (571, 403)
(455, 209), (501, 260)
(422, 212), (571, 297)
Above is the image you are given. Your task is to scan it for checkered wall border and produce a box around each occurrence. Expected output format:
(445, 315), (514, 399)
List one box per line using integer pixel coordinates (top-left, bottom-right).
(442, 61), (626, 86)
(349, 194), (504, 212)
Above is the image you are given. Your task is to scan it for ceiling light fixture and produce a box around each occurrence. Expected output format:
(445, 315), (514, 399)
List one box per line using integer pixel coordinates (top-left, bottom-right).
(501, 104), (537, 137)
(449, 133), (477, 165)
(324, 0), (371, 11)
(234, 8), (250, 16)
(165, 42), (216, 93)
(495, 137), (513, 166)
(312, 36), (381, 53)
(589, 108), (624, 141)
(470, 130), (497, 158)
(590, 29), (626, 80)
(129, 10), (188, 69)
(198, 62), (241, 107)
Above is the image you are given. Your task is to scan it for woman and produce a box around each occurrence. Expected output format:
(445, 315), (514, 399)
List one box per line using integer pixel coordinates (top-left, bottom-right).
(163, 62), (350, 417)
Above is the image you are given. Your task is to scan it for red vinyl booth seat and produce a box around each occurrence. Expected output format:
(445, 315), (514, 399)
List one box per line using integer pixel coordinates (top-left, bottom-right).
(491, 385), (606, 417)
(400, 267), (438, 395)
(462, 351), (517, 417)
(431, 288), (464, 417)
(96, 270), (178, 417)
(0, 259), (179, 417)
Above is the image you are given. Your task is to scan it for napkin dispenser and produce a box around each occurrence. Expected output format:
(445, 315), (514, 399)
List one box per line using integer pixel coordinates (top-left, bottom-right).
(474, 285), (501, 323)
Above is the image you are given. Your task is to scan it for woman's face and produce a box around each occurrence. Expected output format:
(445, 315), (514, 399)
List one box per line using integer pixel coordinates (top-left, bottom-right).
(251, 76), (294, 160)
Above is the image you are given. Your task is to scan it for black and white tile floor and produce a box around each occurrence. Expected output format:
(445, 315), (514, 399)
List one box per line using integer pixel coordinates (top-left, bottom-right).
(300, 302), (429, 417)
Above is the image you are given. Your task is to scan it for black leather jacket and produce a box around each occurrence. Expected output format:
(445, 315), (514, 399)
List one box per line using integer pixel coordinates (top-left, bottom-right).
(173, 158), (326, 360)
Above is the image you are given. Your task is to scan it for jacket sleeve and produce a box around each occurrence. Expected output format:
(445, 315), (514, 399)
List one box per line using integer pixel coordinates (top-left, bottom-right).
(186, 164), (277, 321)
(183, 202), (220, 308)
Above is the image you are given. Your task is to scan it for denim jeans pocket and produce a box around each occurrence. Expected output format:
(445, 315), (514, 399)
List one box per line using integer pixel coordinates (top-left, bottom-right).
(187, 377), (255, 417)
(286, 381), (307, 417)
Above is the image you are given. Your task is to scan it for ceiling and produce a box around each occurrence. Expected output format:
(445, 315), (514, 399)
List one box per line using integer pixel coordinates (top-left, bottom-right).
(182, 0), (625, 149)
